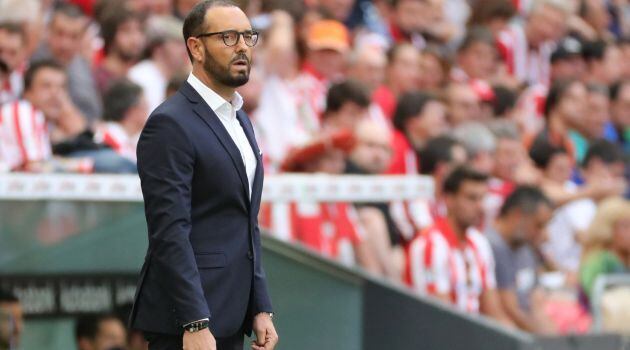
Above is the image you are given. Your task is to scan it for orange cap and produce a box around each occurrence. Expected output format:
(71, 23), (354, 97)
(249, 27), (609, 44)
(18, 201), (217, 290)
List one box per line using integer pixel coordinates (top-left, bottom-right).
(281, 130), (356, 172)
(307, 20), (350, 53)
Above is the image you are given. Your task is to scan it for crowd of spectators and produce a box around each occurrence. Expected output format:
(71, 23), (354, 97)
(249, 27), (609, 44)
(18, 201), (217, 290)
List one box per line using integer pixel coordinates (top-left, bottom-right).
(1, 0), (630, 338)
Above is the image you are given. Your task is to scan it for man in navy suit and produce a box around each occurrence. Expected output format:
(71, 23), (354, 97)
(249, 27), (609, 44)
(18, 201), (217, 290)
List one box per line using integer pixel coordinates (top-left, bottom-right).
(129, 1), (278, 349)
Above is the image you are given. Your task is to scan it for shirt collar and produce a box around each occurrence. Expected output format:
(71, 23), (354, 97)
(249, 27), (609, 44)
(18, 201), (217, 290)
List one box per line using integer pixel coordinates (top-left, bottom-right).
(187, 72), (243, 114)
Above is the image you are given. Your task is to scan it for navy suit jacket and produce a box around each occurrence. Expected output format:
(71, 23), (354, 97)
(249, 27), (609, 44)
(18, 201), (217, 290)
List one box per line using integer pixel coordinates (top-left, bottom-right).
(129, 81), (273, 337)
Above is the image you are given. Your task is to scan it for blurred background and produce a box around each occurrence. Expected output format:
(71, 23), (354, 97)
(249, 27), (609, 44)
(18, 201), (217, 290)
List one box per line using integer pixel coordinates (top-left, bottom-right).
(1, 0), (630, 349)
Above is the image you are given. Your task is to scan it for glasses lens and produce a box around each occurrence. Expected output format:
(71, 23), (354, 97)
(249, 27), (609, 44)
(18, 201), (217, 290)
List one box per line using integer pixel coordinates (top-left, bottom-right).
(244, 32), (259, 46)
(223, 31), (238, 46)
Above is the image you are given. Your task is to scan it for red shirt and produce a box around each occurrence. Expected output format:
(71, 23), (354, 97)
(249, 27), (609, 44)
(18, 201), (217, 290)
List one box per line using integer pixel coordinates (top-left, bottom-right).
(386, 130), (417, 175)
(372, 85), (397, 121)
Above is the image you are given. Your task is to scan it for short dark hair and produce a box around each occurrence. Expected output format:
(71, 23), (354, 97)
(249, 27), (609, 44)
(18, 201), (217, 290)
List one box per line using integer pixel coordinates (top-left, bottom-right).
(458, 26), (495, 53)
(499, 185), (552, 217)
(51, 2), (85, 25)
(0, 22), (26, 42)
(75, 313), (120, 341)
(491, 85), (517, 117)
(610, 80), (630, 101)
(23, 59), (65, 91)
(544, 78), (580, 117)
(583, 139), (624, 168)
(419, 135), (461, 175)
(182, 0), (239, 61)
(324, 80), (370, 115)
(0, 288), (19, 303)
(393, 91), (439, 132)
(528, 135), (568, 169)
(99, 10), (142, 55)
(102, 79), (143, 122)
(468, 0), (516, 27)
(443, 165), (488, 195)
(582, 39), (608, 62)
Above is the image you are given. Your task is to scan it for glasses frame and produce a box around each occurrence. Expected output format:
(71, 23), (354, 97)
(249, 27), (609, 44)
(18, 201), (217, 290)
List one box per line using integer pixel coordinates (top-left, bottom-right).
(195, 30), (259, 47)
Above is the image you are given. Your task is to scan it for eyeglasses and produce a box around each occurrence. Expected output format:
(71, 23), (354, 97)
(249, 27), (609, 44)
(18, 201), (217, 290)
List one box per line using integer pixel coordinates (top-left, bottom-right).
(196, 30), (259, 47)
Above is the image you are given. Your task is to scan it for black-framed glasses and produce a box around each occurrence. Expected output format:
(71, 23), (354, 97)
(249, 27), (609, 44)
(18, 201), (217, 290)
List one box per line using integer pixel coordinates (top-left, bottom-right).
(196, 30), (259, 47)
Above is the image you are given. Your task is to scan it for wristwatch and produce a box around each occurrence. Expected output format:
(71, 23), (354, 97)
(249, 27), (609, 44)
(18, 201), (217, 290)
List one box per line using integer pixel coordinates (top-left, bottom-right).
(183, 319), (209, 333)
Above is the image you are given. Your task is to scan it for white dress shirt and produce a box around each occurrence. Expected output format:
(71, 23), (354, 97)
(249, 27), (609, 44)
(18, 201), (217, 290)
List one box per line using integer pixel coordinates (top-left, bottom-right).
(187, 73), (257, 200)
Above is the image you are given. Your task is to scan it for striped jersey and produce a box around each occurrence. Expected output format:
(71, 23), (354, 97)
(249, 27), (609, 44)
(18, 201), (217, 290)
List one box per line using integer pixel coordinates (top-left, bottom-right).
(497, 23), (555, 87)
(94, 122), (139, 162)
(0, 100), (51, 171)
(406, 218), (497, 313)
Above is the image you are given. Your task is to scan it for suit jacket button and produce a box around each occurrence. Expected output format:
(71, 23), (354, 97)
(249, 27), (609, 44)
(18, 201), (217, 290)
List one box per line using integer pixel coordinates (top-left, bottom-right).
(247, 251), (254, 260)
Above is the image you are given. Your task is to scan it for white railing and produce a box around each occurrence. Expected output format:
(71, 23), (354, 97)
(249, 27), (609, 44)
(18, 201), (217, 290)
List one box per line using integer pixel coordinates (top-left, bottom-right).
(0, 173), (434, 202)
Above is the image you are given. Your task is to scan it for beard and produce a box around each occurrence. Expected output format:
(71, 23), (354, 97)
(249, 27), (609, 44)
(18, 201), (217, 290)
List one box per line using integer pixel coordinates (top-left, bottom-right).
(203, 45), (250, 87)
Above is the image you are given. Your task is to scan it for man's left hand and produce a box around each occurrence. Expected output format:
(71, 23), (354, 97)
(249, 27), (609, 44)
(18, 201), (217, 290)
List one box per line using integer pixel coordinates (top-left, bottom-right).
(251, 313), (278, 350)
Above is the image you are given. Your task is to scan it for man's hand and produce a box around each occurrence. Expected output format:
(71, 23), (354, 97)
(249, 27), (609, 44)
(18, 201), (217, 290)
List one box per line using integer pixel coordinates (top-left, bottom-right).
(183, 328), (216, 350)
(251, 313), (278, 350)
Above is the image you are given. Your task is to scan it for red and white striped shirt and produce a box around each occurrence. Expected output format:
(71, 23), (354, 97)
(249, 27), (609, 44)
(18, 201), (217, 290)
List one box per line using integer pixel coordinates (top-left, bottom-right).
(94, 122), (139, 162)
(389, 198), (446, 243)
(0, 70), (24, 106)
(406, 218), (497, 313)
(497, 23), (555, 87)
(261, 201), (365, 266)
(0, 100), (51, 171)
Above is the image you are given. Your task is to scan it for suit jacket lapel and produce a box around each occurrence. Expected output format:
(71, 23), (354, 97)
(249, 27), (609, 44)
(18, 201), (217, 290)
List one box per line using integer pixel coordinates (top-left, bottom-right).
(236, 110), (263, 217)
(180, 82), (250, 203)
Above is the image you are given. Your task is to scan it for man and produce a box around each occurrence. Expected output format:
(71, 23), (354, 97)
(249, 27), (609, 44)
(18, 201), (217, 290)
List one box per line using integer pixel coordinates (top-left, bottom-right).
(609, 80), (630, 153)
(321, 79), (371, 132)
(129, 2), (277, 350)
(372, 43), (420, 120)
(0, 23), (27, 105)
(128, 15), (189, 112)
(0, 289), (22, 350)
(444, 82), (483, 126)
(487, 186), (555, 333)
(583, 40), (623, 86)
(550, 37), (586, 82)
(452, 27), (498, 83)
(32, 3), (102, 121)
(569, 84), (613, 162)
(406, 166), (512, 324)
(94, 9), (146, 95)
(452, 122), (496, 175)
(94, 79), (148, 163)
(390, 136), (467, 242)
(318, 0), (355, 22)
(76, 314), (127, 350)
(496, 0), (569, 86)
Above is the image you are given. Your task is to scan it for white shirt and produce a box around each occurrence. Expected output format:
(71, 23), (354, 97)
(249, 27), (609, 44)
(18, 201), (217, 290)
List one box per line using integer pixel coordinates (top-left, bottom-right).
(128, 60), (167, 112)
(187, 73), (257, 200)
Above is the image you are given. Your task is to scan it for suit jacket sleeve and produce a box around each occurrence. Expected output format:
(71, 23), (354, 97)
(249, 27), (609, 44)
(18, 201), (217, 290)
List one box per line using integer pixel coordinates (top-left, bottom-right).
(253, 223), (274, 315)
(137, 113), (210, 326)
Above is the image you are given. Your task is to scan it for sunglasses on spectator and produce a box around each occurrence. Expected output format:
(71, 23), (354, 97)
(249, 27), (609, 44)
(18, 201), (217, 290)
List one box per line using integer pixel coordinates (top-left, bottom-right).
(196, 30), (259, 47)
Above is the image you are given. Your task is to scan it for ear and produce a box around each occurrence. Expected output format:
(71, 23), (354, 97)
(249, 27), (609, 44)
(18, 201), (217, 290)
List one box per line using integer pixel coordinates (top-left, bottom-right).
(187, 37), (204, 63)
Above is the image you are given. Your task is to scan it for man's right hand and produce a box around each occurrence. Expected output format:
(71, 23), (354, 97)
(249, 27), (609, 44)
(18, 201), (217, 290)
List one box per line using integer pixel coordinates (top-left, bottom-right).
(183, 328), (216, 350)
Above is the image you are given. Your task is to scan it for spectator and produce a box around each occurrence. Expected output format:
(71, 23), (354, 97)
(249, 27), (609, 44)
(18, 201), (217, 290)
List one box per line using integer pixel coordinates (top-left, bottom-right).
(417, 47), (449, 91)
(496, 0), (570, 86)
(405, 166), (512, 325)
(452, 122), (496, 175)
(569, 84), (612, 162)
(580, 196), (630, 302)
(94, 79), (148, 163)
(609, 80), (630, 153)
(468, 0), (516, 36)
(387, 0), (434, 46)
(128, 15), (188, 112)
(94, 9), (145, 95)
(550, 37), (586, 82)
(487, 186), (555, 333)
(346, 119), (402, 280)
(75, 314), (127, 350)
(113, 303), (147, 350)
(390, 136), (467, 242)
(583, 40), (623, 86)
(526, 79), (588, 163)
(543, 140), (626, 276)
(0, 23), (27, 105)
(321, 79), (371, 132)
(32, 3), (102, 121)
(317, 0), (355, 22)
(444, 82), (483, 125)
(452, 27), (498, 83)
(0, 289), (23, 350)
(373, 43), (421, 120)
(273, 131), (380, 271)
(347, 44), (387, 94)
(580, 0), (614, 40)
(387, 91), (447, 174)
